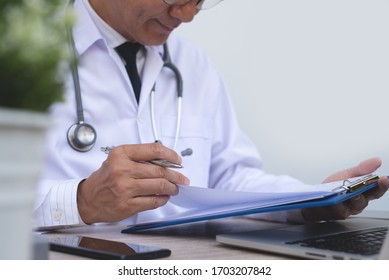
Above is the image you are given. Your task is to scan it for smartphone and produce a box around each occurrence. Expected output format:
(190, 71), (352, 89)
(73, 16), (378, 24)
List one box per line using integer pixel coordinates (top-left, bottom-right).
(49, 236), (171, 260)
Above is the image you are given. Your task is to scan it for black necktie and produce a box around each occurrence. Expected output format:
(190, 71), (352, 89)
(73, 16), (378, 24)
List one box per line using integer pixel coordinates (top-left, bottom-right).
(115, 42), (142, 103)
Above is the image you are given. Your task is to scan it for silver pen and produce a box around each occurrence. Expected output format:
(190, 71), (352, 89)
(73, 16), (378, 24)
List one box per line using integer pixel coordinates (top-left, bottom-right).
(100, 146), (183, 168)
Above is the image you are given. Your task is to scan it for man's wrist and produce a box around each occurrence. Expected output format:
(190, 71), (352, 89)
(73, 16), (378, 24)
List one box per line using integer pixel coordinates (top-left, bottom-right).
(77, 179), (95, 225)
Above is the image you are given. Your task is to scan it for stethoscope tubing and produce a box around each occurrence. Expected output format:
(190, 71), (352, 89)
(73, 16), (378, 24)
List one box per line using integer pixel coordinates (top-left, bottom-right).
(67, 0), (184, 153)
(150, 47), (183, 150)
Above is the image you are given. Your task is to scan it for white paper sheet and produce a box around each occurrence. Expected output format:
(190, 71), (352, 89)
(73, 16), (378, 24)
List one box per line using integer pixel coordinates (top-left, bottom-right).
(131, 174), (376, 228)
(170, 180), (342, 208)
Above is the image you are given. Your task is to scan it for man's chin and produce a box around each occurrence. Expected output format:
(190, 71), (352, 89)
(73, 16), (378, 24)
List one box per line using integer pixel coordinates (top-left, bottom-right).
(137, 31), (170, 46)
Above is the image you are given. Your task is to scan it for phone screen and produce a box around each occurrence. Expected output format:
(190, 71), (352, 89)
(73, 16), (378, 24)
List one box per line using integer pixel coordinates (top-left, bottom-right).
(49, 236), (171, 259)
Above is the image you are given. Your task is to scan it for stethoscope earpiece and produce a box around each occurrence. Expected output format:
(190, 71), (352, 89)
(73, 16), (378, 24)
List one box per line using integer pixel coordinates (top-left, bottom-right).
(67, 122), (97, 152)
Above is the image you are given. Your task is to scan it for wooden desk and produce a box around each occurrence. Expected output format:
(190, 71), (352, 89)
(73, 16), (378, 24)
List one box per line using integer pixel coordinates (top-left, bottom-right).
(44, 218), (289, 260)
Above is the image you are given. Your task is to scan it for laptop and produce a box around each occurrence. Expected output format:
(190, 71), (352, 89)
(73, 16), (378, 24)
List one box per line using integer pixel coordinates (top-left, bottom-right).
(216, 217), (389, 260)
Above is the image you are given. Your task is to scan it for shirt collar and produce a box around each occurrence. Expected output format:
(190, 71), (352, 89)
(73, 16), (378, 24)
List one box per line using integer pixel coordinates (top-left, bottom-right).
(81, 0), (127, 49)
(73, 0), (164, 60)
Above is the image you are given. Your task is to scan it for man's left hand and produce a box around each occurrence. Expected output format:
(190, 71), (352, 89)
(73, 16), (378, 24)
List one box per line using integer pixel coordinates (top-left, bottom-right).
(302, 157), (389, 222)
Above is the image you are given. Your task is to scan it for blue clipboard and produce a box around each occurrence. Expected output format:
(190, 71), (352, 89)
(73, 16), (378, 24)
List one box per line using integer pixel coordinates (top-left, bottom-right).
(122, 175), (383, 233)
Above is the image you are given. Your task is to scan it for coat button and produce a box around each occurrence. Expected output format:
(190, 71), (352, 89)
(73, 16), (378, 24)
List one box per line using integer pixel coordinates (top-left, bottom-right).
(54, 210), (62, 221)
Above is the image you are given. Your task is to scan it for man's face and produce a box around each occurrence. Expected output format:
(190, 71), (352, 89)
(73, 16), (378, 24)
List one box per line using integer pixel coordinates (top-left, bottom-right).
(89, 0), (199, 45)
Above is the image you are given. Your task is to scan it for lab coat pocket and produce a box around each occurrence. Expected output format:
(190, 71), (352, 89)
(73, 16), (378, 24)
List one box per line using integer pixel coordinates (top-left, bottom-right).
(161, 116), (212, 187)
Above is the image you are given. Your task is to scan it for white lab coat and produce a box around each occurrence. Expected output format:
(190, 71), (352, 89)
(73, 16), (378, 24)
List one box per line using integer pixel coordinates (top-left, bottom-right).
(34, 0), (303, 229)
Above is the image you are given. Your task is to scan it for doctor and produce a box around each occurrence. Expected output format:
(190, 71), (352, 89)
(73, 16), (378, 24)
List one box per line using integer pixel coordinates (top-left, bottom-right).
(35, 0), (388, 229)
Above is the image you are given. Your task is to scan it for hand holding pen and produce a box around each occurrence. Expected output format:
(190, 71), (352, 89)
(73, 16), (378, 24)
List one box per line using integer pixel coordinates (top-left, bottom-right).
(101, 146), (183, 168)
(77, 143), (190, 225)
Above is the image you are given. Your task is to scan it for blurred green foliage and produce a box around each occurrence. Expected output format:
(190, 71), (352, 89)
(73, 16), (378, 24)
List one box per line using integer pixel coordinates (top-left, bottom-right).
(0, 0), (74, 112)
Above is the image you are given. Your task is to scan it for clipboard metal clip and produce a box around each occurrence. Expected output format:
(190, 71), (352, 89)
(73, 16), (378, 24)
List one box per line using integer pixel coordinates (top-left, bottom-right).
(332, 174), (379, 194)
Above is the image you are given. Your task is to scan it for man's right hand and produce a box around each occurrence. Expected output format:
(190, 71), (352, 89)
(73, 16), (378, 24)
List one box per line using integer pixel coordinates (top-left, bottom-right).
(77, 143), (190, 224)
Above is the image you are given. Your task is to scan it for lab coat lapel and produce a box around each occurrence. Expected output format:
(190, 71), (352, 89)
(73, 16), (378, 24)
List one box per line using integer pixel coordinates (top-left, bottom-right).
(138, 46), (164, 113)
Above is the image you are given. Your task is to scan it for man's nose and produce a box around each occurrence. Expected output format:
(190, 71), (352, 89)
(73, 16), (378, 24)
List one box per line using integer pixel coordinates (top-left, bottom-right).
(168, 0), (199, 23)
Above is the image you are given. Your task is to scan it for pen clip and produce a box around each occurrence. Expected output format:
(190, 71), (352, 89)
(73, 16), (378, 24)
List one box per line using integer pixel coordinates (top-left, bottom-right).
(100, 146), (114, 154)
(332, 174), (379, 194)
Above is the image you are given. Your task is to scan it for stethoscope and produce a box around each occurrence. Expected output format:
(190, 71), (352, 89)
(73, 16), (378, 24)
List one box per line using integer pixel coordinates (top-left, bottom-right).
(66, 10), (191, 156)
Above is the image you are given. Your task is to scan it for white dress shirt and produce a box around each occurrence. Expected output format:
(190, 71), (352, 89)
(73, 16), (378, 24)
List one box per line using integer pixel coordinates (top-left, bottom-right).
(34, 0), (304, 229)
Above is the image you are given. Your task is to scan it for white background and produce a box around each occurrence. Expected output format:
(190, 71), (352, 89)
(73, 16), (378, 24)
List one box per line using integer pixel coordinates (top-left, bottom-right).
(176, 0), (389, 211)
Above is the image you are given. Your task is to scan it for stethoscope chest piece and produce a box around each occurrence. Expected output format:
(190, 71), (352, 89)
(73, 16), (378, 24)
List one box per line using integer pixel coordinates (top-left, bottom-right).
(67, 122), (97, 152)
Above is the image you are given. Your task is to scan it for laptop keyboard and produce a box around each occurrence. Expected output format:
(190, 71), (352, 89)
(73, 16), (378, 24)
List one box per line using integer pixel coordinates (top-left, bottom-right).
(286, 227), (388, 256)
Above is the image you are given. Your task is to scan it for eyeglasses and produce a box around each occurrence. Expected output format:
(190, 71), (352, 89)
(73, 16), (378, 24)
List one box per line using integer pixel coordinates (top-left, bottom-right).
(163, 0), (224, 10)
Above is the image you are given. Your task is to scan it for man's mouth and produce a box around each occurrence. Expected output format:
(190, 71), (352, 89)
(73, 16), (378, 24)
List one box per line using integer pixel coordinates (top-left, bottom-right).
(156, 19), (176, 32)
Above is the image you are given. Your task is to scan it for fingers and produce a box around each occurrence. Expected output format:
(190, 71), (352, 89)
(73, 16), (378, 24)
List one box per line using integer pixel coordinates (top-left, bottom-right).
(364, 176), (389, 200)
(77, 143), (191, 224)
(126, 178), (181, 197)
(302, 177), (389, 222)
(303, 195), (368, 222)
(105, 143), (189, 183)
(103, 143), (190, 187)
(346, 195), (368, 215)
(101, 155), (190, 191)
(125, 195), (171, 214)
(126, 161), (190, 185)
(323, 157), (382, 183)
(302, 204), (350, 222)
(355, 157), (382, 175)
(315, 159), (387, 223)
(113, 142), (183, 166)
